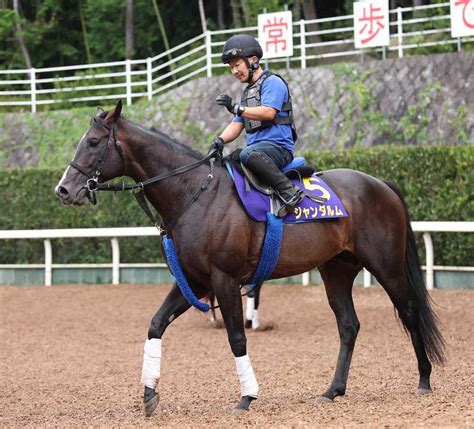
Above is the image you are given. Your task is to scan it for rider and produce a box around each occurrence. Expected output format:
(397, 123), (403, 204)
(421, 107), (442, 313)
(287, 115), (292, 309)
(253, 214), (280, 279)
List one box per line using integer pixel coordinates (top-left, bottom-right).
(213, 34), (303, 217)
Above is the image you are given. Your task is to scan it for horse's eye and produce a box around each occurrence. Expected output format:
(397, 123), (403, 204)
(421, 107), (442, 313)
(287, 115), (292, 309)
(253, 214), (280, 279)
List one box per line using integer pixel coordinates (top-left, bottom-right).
(88, 138), (99, 147)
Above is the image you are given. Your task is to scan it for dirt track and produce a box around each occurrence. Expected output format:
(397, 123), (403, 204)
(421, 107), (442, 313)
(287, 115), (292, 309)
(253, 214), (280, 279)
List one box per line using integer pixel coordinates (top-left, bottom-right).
(1, 284), (473, 428)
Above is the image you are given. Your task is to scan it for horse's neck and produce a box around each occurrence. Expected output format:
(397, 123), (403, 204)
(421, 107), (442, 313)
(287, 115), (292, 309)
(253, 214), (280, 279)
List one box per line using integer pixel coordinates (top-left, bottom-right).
(122, 122), (207, 223)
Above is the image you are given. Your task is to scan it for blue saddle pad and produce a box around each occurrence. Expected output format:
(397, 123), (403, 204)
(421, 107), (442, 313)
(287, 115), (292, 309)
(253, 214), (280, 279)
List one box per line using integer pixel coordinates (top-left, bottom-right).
(227, 163), (348, 223)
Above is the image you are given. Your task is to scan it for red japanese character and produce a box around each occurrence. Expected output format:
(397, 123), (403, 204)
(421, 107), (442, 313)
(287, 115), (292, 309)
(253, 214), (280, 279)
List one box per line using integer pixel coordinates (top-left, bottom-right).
(263, 17), (289, 54)
(455, 0), (474, 29)
(358, 4), (386, 45)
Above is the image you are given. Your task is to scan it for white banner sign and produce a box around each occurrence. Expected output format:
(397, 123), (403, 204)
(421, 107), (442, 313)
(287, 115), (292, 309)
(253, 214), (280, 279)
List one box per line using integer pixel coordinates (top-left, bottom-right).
(450, 0), (474, 37)
(258, 11), (293, 59)
(354, 0), (390, 49)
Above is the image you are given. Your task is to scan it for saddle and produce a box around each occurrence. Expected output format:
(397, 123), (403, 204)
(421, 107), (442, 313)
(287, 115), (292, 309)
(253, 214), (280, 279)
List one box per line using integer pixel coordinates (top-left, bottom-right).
(224, 149), (348, 223)
(225, 149), (327, 215)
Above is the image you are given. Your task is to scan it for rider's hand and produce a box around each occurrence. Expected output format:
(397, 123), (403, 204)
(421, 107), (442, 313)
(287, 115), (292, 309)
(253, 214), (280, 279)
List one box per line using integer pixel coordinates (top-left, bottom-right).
(211, 136), (224, 152)
(216, 94), (245, 116)
(209, 136), (224, 160)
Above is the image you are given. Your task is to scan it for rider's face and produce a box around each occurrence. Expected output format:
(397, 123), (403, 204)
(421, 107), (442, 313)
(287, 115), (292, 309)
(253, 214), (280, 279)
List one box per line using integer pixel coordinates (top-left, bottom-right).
(228, 58), (255, 83)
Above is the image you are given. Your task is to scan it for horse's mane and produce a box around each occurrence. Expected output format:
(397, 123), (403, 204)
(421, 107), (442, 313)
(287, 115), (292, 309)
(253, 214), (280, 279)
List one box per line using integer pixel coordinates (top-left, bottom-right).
(95, 110), (204, 160)
(146, 125), (204, 160)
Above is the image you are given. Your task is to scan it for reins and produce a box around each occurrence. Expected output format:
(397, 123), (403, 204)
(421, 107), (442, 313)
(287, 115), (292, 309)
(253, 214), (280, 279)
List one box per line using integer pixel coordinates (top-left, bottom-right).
(68, 118), (220, 233)
(67, 118), (256, 310)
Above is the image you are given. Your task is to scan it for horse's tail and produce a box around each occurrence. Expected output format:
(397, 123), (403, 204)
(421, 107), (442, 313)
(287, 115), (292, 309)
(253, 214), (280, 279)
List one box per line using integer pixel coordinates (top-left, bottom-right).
(383, 180), (446, 366)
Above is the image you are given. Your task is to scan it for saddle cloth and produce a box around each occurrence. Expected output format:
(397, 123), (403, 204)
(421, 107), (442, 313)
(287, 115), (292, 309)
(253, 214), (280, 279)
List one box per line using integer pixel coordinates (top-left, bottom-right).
(227, 161), (348, 224)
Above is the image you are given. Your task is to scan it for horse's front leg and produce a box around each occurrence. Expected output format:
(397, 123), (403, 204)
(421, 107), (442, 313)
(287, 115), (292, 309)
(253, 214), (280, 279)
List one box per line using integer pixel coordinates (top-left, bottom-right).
(141, 282), (192, 417)
(212, 270), (259, 415)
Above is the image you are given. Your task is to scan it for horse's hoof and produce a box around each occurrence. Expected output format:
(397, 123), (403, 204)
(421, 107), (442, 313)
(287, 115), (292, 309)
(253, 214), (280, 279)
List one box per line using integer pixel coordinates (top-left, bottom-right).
(315, 395), (333, 404)
(144, 392), (160, 417)
(231, 407), (249, 417)
(244, 319), (252, 329)
(231, 395), (256, 416)
(417, 387), (432, 395)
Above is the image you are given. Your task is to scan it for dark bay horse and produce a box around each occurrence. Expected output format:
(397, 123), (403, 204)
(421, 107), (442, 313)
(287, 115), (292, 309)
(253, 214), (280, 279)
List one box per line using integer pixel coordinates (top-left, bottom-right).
(55, 101), (445, 417)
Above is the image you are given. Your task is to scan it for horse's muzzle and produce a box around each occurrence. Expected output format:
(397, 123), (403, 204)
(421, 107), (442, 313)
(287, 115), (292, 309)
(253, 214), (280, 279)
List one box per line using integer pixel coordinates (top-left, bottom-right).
(55, 184), (88, 206)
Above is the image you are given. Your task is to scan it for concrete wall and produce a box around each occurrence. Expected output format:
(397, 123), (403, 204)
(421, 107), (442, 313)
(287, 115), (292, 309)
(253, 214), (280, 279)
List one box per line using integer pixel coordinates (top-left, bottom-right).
(1, 51), (473, 168)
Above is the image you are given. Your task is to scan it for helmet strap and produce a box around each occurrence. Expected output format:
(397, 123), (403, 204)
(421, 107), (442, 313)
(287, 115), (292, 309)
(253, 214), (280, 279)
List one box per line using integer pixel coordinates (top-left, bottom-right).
(243, 57), (254, 83)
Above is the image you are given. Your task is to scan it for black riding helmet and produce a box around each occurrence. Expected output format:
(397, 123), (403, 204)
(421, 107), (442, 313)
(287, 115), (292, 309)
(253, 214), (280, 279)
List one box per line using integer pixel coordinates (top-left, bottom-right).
(222, 35), (263, 83)
(221, 34), (263, 64)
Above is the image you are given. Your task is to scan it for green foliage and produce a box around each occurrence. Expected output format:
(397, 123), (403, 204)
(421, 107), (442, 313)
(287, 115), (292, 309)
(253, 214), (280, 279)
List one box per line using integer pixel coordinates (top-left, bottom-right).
(0, 146), (472, 267)
(0, 168), (162, 264)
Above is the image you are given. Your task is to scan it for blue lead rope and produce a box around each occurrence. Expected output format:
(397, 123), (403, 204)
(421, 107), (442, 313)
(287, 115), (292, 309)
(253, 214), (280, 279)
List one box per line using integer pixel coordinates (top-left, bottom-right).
(249, 212), (283, 285)
(161, 212), (283, 313)
(162, 234), (210, 312)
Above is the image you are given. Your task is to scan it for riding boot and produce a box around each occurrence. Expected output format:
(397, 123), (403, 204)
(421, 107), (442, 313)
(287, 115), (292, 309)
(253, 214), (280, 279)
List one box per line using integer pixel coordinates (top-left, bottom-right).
(244, 151), (304, 217)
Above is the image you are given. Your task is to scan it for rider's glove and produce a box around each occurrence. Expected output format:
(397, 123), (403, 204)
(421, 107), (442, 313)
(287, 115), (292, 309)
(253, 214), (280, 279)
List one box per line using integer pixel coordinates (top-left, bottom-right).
(216, 94), (245, 116)
(209, 136), (224, 160)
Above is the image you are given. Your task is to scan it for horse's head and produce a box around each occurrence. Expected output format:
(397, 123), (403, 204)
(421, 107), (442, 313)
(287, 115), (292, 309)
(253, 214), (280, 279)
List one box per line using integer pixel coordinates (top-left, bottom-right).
(55, 100), (126, 205)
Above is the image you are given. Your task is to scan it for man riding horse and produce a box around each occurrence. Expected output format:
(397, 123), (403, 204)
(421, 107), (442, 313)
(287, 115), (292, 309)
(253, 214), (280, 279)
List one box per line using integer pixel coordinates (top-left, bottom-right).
(214, 34), (303, 217)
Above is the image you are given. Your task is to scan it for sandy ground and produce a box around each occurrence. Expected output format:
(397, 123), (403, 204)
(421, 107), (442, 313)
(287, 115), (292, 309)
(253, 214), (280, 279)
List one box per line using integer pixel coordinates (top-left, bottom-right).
(1, 284), (473, 428)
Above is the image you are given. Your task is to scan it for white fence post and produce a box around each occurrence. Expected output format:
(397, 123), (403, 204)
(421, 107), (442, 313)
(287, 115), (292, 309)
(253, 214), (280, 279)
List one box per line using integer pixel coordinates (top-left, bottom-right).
(422, 232), (434, 290)
(44, 239), (52, 286)
(363, 269), (371, 288)
(125, 59), (132, 105)
(300, 20), (306, 70)
(397, 7), (404, 58)
(111, 238), (120, 285)
(146, 57), (153, 101)
(302, 271), (309, 286)
(30, 68), (36, 113)
(205, 31), (212, 78)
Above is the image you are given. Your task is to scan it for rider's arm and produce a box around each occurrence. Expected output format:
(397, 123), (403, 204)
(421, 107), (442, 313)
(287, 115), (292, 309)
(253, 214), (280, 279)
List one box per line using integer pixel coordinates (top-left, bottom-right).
(240, 106), (277, 121)
(220, 120), (244, 143)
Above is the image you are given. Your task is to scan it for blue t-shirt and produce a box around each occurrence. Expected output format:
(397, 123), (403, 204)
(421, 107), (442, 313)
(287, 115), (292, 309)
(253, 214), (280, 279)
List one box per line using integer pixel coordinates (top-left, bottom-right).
(233, 71), (294, 154)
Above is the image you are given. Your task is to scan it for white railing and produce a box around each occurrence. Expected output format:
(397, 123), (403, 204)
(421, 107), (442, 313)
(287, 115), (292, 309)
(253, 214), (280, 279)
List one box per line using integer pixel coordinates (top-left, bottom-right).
(1, 2), (473, 112)
(0, 222), (472, 288)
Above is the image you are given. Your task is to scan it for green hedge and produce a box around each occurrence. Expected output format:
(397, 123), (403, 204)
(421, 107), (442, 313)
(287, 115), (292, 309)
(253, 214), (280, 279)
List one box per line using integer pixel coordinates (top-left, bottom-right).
(0, 146), (472, 266)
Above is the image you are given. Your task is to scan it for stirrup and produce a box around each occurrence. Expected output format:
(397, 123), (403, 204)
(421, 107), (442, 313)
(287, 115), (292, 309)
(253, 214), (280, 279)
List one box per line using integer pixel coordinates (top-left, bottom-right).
(276, 190), (304, 217)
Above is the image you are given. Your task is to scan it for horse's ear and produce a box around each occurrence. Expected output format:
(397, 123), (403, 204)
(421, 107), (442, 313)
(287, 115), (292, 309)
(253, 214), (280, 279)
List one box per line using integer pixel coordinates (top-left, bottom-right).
(104, 100), (122, 124)
(96, 107), (105, 117)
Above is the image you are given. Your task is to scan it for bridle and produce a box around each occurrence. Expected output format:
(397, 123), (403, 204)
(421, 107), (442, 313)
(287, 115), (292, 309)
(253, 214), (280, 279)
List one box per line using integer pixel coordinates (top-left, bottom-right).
(67, 117), (220, 232)
(66, 117), (258, 310)
(68, 118), (125, 204)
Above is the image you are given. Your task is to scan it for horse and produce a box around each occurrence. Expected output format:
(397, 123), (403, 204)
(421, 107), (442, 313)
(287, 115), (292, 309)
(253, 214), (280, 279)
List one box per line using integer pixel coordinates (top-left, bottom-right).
(55, 100), (445, 417)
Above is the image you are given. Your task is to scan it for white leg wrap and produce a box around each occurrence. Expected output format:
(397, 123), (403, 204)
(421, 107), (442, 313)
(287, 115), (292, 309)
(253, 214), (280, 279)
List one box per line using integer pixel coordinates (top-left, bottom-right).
(252, 309), (260, 330)
(141, 338), (162, 389)
(246, 297), (255, 320)
(235, 355), (259, 398)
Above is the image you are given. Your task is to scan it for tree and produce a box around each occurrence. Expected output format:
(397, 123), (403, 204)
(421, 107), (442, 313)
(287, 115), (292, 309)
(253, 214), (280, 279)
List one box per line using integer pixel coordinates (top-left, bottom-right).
(230, 0), (242, 28)
(217, 0), (225, 29)
(125, 0), (134, 58)
(13, 0), (32, 68)
(198, 0), (207, 33)
(78, 0), (91, 63)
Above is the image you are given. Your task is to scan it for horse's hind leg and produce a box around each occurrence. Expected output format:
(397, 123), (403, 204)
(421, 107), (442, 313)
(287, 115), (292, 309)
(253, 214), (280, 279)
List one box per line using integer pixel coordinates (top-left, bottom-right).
(318, 253), (361, 402)
(244, 282), (262, 329)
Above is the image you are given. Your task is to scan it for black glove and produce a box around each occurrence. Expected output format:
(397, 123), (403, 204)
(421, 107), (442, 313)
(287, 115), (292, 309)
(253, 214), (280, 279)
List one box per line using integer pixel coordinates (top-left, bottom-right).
(216, 94), (245, 116)
(209, 136), (224, 159)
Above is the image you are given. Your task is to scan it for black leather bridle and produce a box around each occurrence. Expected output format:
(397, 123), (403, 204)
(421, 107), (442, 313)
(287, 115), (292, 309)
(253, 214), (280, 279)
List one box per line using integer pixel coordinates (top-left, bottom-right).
(67, 117), (220, 232)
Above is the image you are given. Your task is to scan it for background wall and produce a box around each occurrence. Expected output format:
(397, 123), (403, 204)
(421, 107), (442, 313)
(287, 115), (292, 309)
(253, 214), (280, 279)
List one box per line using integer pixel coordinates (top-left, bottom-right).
(1, 51), (473, 169)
